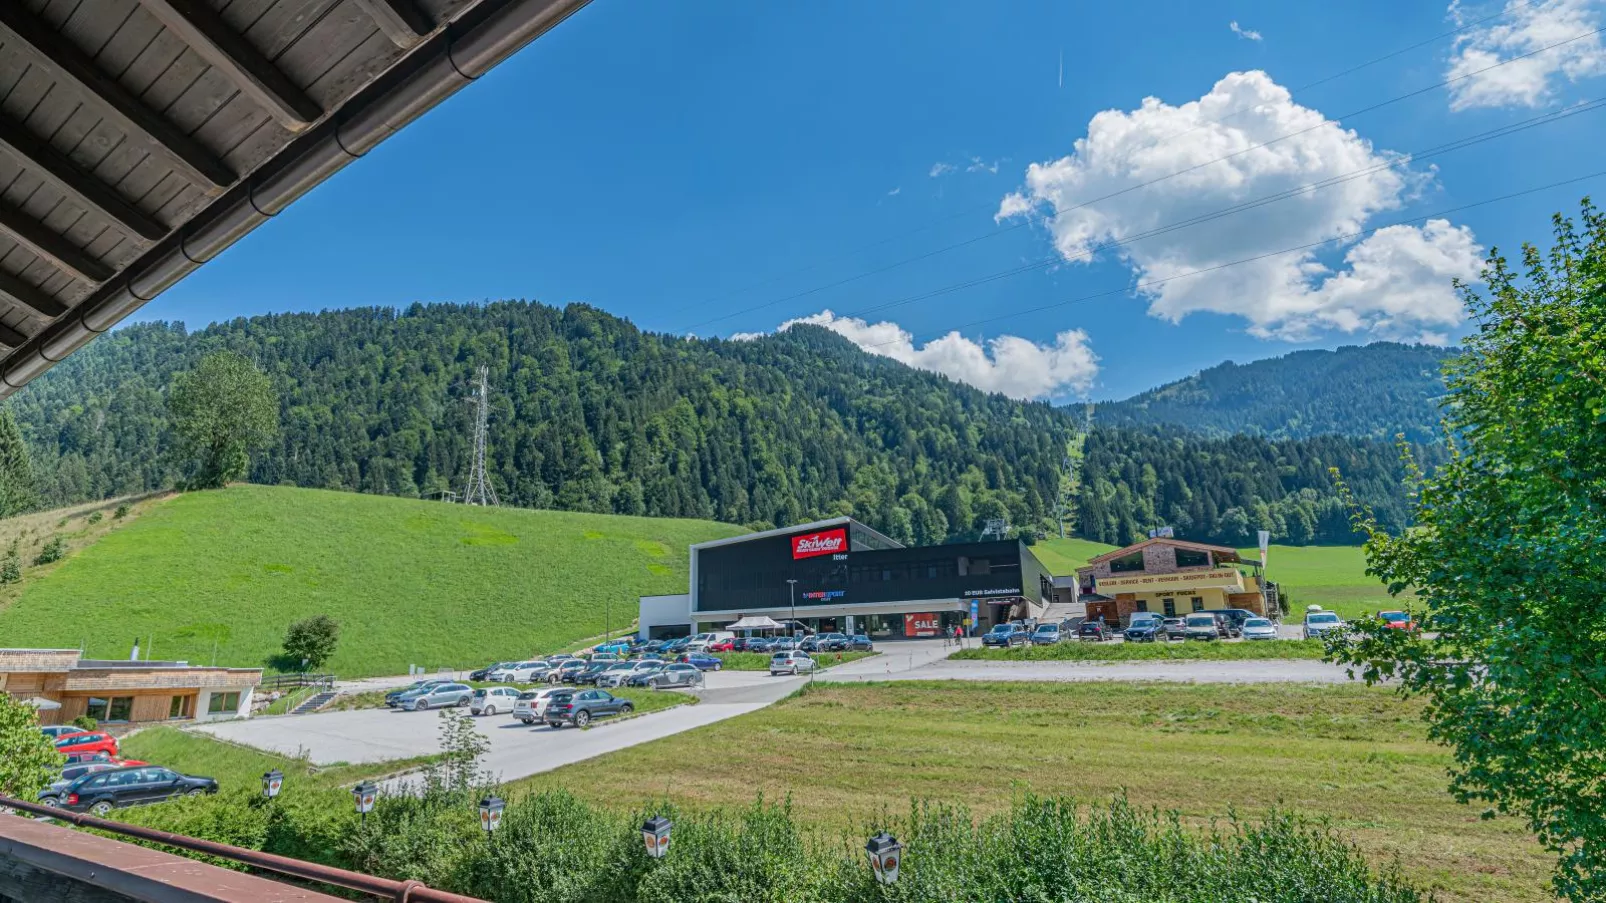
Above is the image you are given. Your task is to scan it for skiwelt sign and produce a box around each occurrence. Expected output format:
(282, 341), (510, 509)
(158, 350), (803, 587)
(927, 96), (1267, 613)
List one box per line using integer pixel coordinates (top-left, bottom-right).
(791, 528), (848, 559)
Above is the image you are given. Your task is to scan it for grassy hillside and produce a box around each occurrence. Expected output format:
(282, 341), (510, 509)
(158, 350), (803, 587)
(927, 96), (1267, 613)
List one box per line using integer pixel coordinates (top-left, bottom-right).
(1034, 537), (1404, 620)
(0, 485), (741, 677)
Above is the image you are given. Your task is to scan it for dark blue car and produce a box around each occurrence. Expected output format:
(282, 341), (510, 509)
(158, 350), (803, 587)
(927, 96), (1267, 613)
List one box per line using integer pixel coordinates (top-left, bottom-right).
(848, 634), (874, 651)
(677, 652), (724, 672)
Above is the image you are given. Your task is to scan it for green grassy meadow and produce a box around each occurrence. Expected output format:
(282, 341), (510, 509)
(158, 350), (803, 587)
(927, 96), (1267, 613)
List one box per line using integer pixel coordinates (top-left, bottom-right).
(512, 681), (1550, 903)
(1026, 536), (1117, 575)
(0, 485), (741, 677)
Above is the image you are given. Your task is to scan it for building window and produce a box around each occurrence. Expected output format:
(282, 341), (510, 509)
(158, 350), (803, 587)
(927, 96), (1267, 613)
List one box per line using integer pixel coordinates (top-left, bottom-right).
(1162, 598), (1176, 616)
(1191, 597), (1205, 612)
(1135, 599), (1148, 612)
(1109, 551), (1145, 573)
(207, 692), (241, 715)
(1175, 548), (1210, 568)
(169, 695), (194, 719)
(86, 696), (134, 722)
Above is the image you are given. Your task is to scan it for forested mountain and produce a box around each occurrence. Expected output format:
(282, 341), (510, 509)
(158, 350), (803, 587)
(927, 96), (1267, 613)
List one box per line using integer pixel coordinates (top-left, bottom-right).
(6, 301), (1428, 548)
(1076, 427), (1444, 546)
(1096, 343), (1456, 441)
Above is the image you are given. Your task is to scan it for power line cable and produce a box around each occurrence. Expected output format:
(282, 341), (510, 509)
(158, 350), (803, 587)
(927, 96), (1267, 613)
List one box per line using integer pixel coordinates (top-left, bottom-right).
(861, 166), (1606, 349)
(682, 18), (1600, 333)
(697, 95), (1606, 331)
(667, 2), (1533, 328)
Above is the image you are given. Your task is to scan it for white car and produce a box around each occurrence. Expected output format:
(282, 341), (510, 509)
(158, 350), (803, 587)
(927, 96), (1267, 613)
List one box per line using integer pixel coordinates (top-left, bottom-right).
(514, 687), (567, 724)
(769, 651), (817, 676)
(594, 662), (644, 688)
(470, 686), (520, 716)
(1303, 610), (1347, 640)
(488, 661), (551, 683)
(1241, 617), (1278, 641)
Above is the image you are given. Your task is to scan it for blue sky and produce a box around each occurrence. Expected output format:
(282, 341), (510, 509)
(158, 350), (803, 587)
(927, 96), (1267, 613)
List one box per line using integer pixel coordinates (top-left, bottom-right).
(142, 0), (1606, 400)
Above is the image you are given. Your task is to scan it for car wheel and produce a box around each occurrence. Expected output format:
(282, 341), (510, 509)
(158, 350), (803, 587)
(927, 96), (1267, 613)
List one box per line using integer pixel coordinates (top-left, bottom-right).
(713, 663), (722, 671)
(186, 788), (206, 798)
(620, 702), (634, 714)
(41, 797), (60, 808)
(574, 710), (592, 728)
(458, 696), (469, 707)
(484, 705), (497, 716)
(519, 716), (533, 724)
(91, 800), (113, 816)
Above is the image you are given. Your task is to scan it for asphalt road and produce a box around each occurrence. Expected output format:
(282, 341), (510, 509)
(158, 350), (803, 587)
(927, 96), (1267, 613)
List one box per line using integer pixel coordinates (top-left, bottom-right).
(199, 639), (1359, 788)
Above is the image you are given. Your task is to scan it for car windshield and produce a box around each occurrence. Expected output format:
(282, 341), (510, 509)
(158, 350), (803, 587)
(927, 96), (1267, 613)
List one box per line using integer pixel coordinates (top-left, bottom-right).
(1244, 618), (1272, 628)
(1380, 611), (1409, 622)
(606, 663), (632, 671)
(1186, 615), (1215, 626)
(1309, 613), (1341, 624)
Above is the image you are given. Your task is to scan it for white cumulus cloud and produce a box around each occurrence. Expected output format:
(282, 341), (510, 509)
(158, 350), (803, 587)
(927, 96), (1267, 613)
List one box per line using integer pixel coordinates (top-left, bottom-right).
(1230, 20), (1263, 41)
(996, 70), (1482, 343)
(734, 311), (1099, 400)
(1446, 0), (1606, 110)
(929, 162), (956, 177)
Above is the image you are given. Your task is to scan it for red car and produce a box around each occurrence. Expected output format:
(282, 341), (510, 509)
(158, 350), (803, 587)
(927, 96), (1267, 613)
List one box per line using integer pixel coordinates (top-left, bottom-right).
(54, 731), (119, 758)
(706, 638), (736, 652)
(1378, 611), (1417, 632)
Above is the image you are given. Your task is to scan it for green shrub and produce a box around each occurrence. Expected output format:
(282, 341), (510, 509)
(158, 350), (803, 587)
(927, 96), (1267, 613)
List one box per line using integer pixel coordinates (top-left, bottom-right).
(0, 539), (20, 584)
(87, 511), (103, 525)
(33, 535), (65, 566)
(114, 504), (130, 519)
(71, 715), (97, 731)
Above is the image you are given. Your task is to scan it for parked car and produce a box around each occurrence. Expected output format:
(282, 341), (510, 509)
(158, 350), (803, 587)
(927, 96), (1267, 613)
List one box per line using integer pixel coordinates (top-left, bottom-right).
(488, 661), (551, 683)
(573, 661), (615, 686)
(546, 652), (578, 664)
(470, 686), (521, 716)
(57, 765), (217, 815)
(744, 637), (774, 653)
(55, 731), (118, 758)
(469, 662), (514, 681)
(595, 662), (642, 688)
(37, 761), (121, 806)
(594, 639), (632, 655)
(1030, 623), (1062, 645)
(815, 633), (850, 652)
(1161, 616), (1188, 638)
(513, 688), (568, 724)
(551, 660), (589, 683)
(385, 679), (448, 706)
(1378, 610), (1417, 632)
(544, 689), (634, 728)
(392, 682), (472, 711)
(40, 725), (85, 740)
(1183, 612), (1226, 641)
(661, 638), (692, 655)
(848, 634), (874, 652)
(770, 652), (817, 676)
(1303, 609), (1347, 640)
(982, 624), (1028, 647)
(1240, 617), (1278, 641)
(768, 637), (799, 652)
(677, 652), (724, 672)
(624, 662), (668, 687)
(706, 637), (736, 652)
(1123, 613), (1169, 642)
(646, 662), (705, 689)
(1077, 620), (1113, 642)
(1200, 609), (1251, 638)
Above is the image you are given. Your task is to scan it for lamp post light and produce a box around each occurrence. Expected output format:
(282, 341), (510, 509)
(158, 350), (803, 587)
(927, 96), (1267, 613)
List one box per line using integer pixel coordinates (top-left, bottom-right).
(479, 795), (506, 836)
(261, 769), (283, 801)
(865, 831), (903, 885)
(641, 815), (672, 859)
(786, 578), (798, 640)
(352, 781), (377, 827)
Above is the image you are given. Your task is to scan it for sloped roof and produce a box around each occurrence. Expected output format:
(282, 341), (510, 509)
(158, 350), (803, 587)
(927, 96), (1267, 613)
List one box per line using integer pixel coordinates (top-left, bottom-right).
(1084, 537), (1242, 567)
(0, 0), (588, 399)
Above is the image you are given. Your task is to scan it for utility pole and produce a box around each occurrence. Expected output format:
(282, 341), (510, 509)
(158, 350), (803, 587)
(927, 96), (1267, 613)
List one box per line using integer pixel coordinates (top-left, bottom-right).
(462, 366), (499, 507)
(787, 579), (798, 638)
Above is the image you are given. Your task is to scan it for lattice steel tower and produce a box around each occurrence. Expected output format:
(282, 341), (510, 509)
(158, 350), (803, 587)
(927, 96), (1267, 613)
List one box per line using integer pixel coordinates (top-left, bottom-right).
(462, 365), (499, 507)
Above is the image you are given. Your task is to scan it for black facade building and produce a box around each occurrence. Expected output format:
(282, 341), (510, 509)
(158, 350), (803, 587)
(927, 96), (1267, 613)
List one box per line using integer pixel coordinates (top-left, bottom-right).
(641, 517), (1056, 639)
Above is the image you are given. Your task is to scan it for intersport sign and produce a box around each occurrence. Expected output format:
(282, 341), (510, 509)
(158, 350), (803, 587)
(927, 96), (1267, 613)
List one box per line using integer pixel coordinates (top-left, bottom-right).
(791, 528), (848, 559)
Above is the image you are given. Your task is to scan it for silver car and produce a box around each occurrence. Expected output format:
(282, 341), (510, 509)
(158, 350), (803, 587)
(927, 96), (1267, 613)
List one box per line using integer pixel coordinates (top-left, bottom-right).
(769, 652), (817, 676)
(397, 682), (472, 711)
(594, 662), (644, 688)
(647, 662), (705, 689)
(1241, 617), (1279, 641)
(1303, 610), (1346, 640)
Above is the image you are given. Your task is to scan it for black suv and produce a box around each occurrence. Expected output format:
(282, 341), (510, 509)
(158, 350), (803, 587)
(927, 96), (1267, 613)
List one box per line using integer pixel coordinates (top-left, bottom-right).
(1123, 614), (1169, 642)
(544, 689), (636, 728)
(59, 766), (217, 815)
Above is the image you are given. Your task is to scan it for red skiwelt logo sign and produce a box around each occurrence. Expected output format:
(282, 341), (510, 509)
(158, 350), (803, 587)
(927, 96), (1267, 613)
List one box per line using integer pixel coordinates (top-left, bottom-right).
(791, 528), (847, 559)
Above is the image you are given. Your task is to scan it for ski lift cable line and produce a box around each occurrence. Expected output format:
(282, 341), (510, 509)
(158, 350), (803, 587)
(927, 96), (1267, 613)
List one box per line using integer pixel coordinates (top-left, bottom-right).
(701, 96), (1606, 331)
(856, 166), (1606, 350)
(681, 18), (1599, 334)
(662, 1), (1530, 325)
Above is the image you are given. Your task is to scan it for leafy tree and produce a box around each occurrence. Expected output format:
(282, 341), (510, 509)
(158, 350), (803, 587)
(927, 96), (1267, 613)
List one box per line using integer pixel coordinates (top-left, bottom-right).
(281, 614), (340, 671)
(168, 351), (279, 490)
(0, 538), (19, 584)
(1329, 200), (1606, 900)
(0, 693), (63, 799)
(0, 406), (35, 517)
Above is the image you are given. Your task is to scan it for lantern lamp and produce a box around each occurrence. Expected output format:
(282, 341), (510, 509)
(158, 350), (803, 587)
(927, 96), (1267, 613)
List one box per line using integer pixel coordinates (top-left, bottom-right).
(479, 795), (506, 835)
(352, 781), (377, 825)
(865, 831), (903, 884)
(261, 769), (283, 800)
(641, 815), (673, 858)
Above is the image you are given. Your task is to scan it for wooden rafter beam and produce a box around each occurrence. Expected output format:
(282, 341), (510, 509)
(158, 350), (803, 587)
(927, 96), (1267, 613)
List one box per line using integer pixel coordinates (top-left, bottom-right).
(136, 0), (322, 130)
(0, 270), (68, 319)
(0, 320), (28, 348)
(0, 199), (114, 284)
(352, 0), (434, 48)
(0, 6), (234, 188)
(0, 125), (168, 242)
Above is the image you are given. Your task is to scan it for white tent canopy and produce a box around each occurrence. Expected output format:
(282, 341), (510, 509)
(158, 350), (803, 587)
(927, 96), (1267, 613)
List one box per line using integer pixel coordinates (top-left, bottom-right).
(726, 615), (784, 631)
(23, 697), (61, 711)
